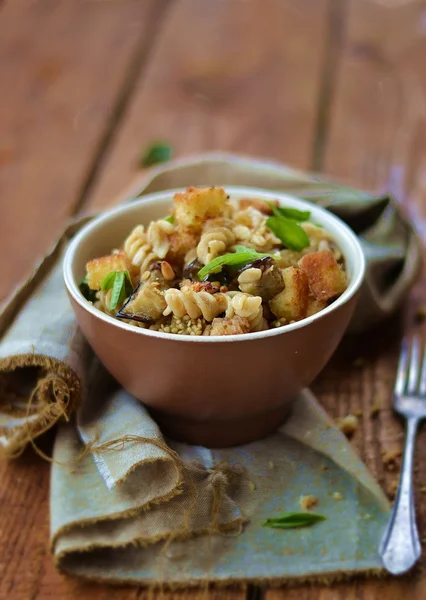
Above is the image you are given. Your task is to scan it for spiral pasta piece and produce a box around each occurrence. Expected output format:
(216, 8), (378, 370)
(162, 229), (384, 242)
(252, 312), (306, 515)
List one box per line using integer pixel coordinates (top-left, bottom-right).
(225, 292), (265, 332)
(232, 207), (281, 252)
(123, 225), (159, 273)
(147, 220), (174, 259)
(163, 288), (228, 321)
(197, 226), (236, 265)
(95, 290), (114, 315)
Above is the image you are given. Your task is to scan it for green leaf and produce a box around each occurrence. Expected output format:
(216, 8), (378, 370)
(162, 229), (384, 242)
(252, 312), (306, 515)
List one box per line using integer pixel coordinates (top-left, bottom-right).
(110, 272), (126, 310)
(263, 512), (326, 529)
(140, 142), (172, 168)
(271, 205), (311, 222)
(266, 216), (310, 251)
(100, 271), (133, 310)
(79, 278), (97, 303)
(163, 214), (174, 224)
(101, 271), (118, 291)
(197, 246), (278, 280)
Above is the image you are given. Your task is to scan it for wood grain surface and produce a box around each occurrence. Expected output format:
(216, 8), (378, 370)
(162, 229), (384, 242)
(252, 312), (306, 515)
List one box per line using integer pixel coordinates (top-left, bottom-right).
(0, 0), (168, 303)
(86, 0), (332, 210)
(1, 0), (426, 599)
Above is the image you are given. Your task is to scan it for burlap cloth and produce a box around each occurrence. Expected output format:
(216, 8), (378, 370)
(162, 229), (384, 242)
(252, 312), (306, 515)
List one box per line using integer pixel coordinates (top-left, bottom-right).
(0, 154), (421, 587)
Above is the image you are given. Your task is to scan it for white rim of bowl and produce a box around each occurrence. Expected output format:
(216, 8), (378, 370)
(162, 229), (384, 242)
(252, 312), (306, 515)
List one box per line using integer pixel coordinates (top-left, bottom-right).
(64, 186), (366, 343)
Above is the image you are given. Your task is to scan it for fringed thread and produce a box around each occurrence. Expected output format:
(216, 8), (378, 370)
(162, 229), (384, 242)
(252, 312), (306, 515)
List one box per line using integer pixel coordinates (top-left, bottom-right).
(0, 353), (81, 459)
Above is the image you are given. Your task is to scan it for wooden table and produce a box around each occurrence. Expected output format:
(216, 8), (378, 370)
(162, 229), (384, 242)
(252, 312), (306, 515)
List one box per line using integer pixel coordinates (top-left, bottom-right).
(1, 0), (426, 598)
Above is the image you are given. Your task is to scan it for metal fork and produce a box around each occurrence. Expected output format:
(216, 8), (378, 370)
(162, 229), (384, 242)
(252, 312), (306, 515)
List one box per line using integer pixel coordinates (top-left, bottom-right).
(378, 337), (425, 574)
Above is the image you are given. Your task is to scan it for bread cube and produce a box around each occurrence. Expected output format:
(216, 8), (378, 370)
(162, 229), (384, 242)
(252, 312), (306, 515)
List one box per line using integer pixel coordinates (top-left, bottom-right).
(269, 266), (310, 320)
(306, 296), (327, 317)
(86, 252), (132, 290)
(209, 316), (251, 336)
(167, 226), (200, 262)
(174, 186), (227, 231)
(298, 250), (347, 301)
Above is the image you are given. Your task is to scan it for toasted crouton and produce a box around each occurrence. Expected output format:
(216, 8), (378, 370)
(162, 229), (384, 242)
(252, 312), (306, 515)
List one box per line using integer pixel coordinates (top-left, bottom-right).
(167, 226), (200, 262)
(86, 252), (132, 290)
(306, 296), (327, 317)
(209, 315), (251, 336)
(239, 197), (277, 215)
(298, 250), (347, 302)
(174, 186), (227, 231)
(269, 266), (310, 320)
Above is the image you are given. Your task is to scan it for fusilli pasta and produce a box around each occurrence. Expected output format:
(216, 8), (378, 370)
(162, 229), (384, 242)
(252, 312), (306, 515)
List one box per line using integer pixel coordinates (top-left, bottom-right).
(197, 225), (236, 265)
(232, 207), (281, 252)
(163, 287), (228, 321)
(123, 225), (159, 273)
(225, 292), (266, 332)
(147, 220), (175, 259)
(95, 290), (115, 315)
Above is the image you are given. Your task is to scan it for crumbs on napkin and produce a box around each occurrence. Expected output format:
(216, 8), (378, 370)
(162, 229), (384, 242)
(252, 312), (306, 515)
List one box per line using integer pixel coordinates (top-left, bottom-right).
(300, 495), (318, 510)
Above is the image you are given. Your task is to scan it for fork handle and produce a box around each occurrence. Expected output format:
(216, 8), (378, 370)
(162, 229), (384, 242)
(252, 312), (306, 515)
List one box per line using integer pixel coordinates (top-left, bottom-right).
(379, 417), (421, 574)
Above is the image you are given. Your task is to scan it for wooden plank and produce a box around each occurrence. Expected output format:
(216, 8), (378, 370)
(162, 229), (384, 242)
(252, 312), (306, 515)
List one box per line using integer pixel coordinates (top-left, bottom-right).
(266, 577), (426, 600)
(0, 0), (168, 303)
(323, 0), (426, 201)
(0, 1), (331, 599)
(268, 0), (426, 598)
(85, 0), (332, 211)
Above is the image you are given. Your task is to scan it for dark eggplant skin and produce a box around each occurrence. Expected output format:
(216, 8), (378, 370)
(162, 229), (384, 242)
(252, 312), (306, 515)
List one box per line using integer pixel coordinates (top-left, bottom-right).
(235, 256), (274, 276)
(116, 284), (152, 323)
(182, 258), (203, 281)
(198, 256), (278, 288)
(116, 265), (170, 323)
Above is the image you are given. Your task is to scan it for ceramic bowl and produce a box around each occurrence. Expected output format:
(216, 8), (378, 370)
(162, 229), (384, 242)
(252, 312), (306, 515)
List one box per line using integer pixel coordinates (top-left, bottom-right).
(63, 186), (365, 447)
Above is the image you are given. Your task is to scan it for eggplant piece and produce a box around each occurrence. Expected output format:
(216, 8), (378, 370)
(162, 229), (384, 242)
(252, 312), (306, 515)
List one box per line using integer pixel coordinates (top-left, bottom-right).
(182, 258), (204, 281)
(235, 257), (285, 301)
(116, 283), (166, 323)
(116, 267), (170, 323)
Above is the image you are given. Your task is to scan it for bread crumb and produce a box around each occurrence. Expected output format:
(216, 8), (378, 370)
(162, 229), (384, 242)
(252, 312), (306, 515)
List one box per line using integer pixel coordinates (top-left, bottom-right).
(370, 395), (382, 418)
(387, 480), (399, 500)
(268, 461), (275, 470)
(332, 491), (344, 501)
(337, 414), (359, 437)
(248, 480), (256, 492)
(382, 448), (402, 471)
(353, 408), (362, 418)
(320, 464), (328, 472)
(321, 547), (327, 555)
(300, 495), (318, 510)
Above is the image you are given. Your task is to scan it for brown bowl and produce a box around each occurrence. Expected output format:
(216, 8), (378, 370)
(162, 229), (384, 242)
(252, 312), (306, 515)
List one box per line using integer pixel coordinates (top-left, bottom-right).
(64, 186), (365, 447)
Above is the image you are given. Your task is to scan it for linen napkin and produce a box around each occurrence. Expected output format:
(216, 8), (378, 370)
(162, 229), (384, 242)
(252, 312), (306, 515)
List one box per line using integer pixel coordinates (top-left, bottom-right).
(0, 153), (420, 587)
